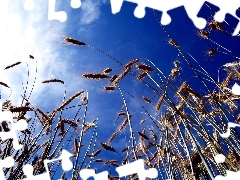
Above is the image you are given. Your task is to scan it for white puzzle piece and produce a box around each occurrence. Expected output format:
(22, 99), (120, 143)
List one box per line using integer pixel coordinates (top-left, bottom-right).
(110, 0), (240, 35)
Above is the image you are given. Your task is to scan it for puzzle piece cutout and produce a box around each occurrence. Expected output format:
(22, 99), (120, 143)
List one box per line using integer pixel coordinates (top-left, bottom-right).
(115, 159), (158, 180)
(110, 0), (240, 35)
(0, 156), (14, 180)
(79, 169), (109, 180)
(22, 149), (73, 180)
(48, 0), (81, 22)
(0, 101), (28, 150)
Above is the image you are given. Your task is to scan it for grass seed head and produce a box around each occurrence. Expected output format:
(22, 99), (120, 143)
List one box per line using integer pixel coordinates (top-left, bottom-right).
(209, 21), (225, 31)
(29, 55), (34, 59)
(199, 30), (210, 39)
(137, 72), (147, 80)
(168, 38), (179, 47)
(118, 112), (126, 116)
(138, 131), (149, 140)
(4, 62), (21, 70)
(140, 119), (145, 124)
(112, 67), (131, 86)
(124, 59), (139, 69)
(110, 75), (118, 83)
(155, 94), (166, 112)
(0, 82), (10, 88)
(83, 73), (110, 79)
(42, 79), (64, 84)
(207, 48), (218, 56)
(65, 37), (86, 46)
(103, 68), (112, 74)
(136, 64), (153, 72)
(100, 143), (116, 152)
(109, 131), (119, 142)
(104, 86), (116, 91)
(170, 68), (180, 78)
(142, 96), (151, 103)
(173, 60), (180, 68)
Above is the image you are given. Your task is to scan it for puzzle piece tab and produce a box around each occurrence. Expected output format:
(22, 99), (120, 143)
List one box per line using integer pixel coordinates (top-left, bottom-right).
(0, 101), (28, 149)
(115, 159), (158, 180)
(22, 149), (73, 180)
(79, 169), (109, 180)
(110, 0), (240, 35)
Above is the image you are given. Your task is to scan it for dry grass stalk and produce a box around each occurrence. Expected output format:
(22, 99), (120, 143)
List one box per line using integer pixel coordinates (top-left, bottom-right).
(142, 96), (151, 103)
(82, 73), (110, 79)
(220, 72), (232, 90)
(138, 131), (149, 140)
(155, 93), (166, 112)
(199, 30), (210, 39)
(223, 61), (240, 68)
(173, 60), (180, 68)
(136, 64), (153, 72)
(209, 21), (225, 31)
(112, 67), (131, 86)
(207, 48), (218, 56)
(0, 82), (10, 88)
(121, 146), (129, 153)
(107, 162), (119, 167)
(36, 108), (48, 125)
(42, 79), (64, 84)
(79, 93), (87, 101)
(87, 149), (101, 157)
(55, 91), (84, 112)
(29, 55), (34, 59)
(170, 67), (180, 78)
(186, 87), (201, 98)
(104, 86), (116, 91)
(168, 38), (179, 47)
(150, 129), (157, 141)
(140, 119), (145, 124)
(94, 159), (103, 162)
(46, 124), (51, 135)
(109, 75), (118, 83)
(176, 100), (185, 111)
(108, 131), (120, 142)
(83, 119), (97, 128)
(61, 119), (78, 134)
(4, 62), (21, 70)
(137, 72), (147, 80)
(100, 143), (116, 152)
(118, 115), (132, 131)
(124, 59), (139, 69)
(176, 81), (188, 95)
(103, 68), (112, 74)
(65, 36), (86, 46)
(118, 112), (126, 116)
(9, 106), (32, 113)
(2, 121), (10, 131)
(82, 119), (96, 133)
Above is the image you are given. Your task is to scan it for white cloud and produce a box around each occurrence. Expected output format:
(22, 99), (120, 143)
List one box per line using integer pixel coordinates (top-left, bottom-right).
(0, 1), (70, 108)
(80, 0), (101, 24)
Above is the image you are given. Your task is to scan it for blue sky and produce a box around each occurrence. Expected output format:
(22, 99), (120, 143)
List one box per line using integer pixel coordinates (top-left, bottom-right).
(0, 0), (240, 179)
